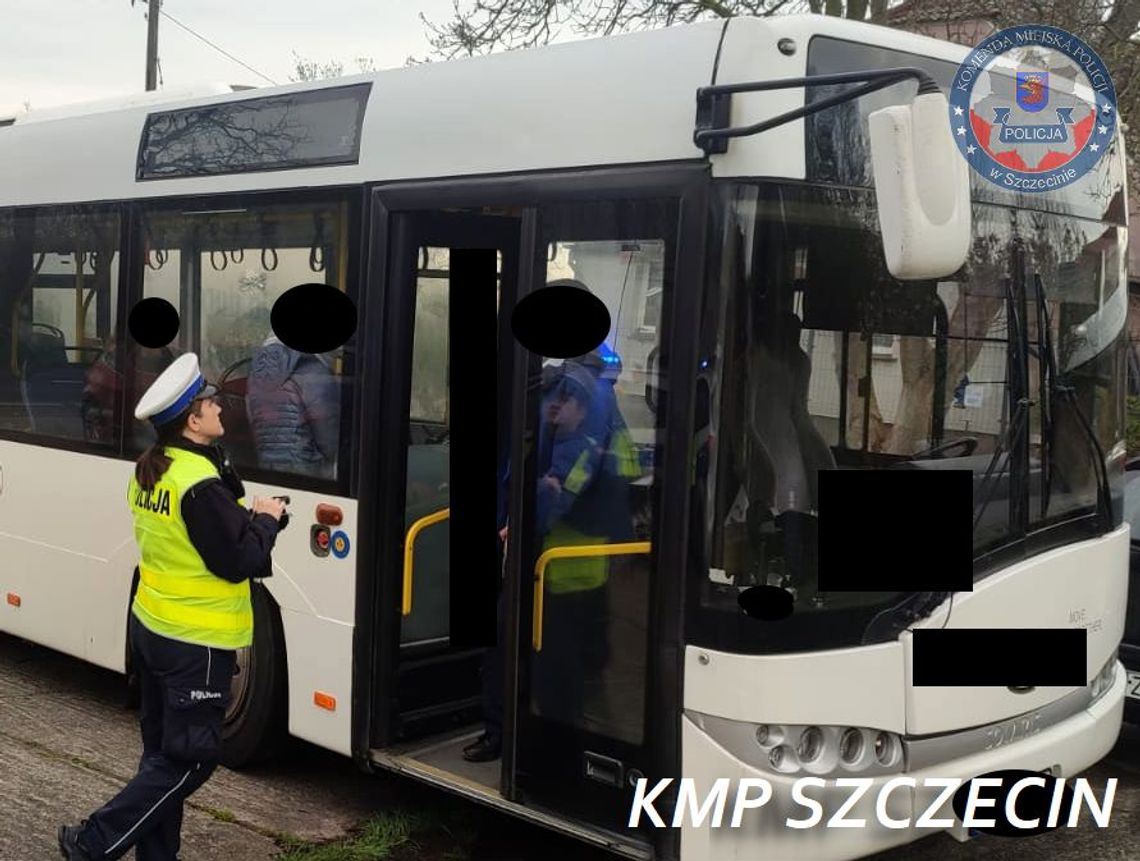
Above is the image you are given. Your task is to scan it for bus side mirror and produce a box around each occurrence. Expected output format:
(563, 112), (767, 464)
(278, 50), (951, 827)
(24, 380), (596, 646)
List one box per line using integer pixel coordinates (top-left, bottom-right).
(869, 91), (971, 280)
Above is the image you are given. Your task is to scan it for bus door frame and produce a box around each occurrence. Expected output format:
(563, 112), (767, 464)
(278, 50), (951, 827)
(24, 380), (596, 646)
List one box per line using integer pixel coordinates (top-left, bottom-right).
(357, 167), (706, 857)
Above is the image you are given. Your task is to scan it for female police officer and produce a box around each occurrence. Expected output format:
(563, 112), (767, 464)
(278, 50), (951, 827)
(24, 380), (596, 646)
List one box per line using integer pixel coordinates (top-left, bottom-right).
(58, 353), (286, 861)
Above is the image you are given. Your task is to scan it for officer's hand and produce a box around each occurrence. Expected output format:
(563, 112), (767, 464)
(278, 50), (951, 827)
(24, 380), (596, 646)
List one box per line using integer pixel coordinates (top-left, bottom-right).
(251, 496), (287, 521)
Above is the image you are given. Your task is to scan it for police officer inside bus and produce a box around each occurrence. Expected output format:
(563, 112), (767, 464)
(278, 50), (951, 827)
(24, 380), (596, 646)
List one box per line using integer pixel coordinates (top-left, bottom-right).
(59, 353), (286, 861)
(464, 349), (638, 761)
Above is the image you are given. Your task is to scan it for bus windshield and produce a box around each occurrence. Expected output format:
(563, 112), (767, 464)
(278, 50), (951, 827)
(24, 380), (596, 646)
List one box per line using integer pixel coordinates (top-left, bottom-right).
(687, 181), (1127, 654)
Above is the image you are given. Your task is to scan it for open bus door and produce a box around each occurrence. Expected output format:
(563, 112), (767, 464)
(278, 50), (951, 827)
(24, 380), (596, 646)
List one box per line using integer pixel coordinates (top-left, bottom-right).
(363, 173), (701, 861)
(367, 205), (521, 747)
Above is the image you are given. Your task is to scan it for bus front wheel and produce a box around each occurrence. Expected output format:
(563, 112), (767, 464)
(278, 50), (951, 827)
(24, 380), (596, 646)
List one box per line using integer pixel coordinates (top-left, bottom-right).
(221, 582), (289, 768)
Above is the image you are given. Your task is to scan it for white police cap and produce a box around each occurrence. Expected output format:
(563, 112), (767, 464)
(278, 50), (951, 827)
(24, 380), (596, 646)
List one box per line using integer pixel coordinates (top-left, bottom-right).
(134, 352), (219, 427)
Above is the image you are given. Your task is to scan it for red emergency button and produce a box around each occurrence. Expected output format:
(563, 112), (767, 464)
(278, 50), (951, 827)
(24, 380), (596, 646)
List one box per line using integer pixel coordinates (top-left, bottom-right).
(315, 503), (343, 526)
(310, 524), (331, 558)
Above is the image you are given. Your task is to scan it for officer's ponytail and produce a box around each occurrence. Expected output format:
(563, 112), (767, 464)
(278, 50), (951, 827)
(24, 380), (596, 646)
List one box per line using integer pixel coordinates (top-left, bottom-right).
(135, 443), (172, 492)
(134, 402), (203, 491)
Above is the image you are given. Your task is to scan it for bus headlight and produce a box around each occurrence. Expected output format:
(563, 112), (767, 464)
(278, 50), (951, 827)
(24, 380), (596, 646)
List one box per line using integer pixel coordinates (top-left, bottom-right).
(873, 730), (902, 767)
(755, 724), (783, 746)
(696, 713), (905, 776)
(840, 727), (864, 764)
(797, 726), (824, 763)
(1089, 650), (1118, 703)
(769, 745), (791, 771)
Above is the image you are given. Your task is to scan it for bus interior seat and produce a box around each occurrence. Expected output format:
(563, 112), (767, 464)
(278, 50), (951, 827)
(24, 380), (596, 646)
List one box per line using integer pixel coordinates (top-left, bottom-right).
(25, 324), (68, 367)
(17, 323), (85, 435)
(744, 313), (835, 513)
(738, 312), (833, 591)
(21, 362), (88, 437)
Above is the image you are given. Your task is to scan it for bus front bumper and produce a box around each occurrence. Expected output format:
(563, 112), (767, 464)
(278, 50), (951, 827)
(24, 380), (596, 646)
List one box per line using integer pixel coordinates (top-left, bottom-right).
(679, 668), (1126, 861)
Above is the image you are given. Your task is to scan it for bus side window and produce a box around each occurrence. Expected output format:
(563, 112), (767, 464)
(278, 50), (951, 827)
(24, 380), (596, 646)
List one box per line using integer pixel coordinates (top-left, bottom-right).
(138, 201), (353, 483)
(0, 209), (120, 444)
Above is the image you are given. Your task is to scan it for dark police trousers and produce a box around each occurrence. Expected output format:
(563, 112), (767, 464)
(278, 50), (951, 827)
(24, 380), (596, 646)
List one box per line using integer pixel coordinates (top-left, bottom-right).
(79, 614), (235, 860)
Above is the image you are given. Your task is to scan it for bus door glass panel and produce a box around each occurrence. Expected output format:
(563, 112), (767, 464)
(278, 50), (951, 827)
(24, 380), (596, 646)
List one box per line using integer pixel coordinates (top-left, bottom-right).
(401, 244), (504, 648)
(533, 235), (661, 746)
(402, 247), (453, 647)
(138, 202), (352, 484)
(0, 207), (120, 443)
(518, 198), (674, 827)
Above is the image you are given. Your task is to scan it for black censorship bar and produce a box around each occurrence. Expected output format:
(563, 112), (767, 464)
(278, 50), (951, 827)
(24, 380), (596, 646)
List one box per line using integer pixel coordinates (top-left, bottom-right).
(912, 629), (1087, 686)
(448, 247), (499, 648)
(818, 469), (972, 592)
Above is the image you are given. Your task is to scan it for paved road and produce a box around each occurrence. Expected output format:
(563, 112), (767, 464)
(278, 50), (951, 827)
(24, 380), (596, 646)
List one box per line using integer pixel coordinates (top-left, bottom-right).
(0, 631), (380, 860)
(1, 630), (1137, 860)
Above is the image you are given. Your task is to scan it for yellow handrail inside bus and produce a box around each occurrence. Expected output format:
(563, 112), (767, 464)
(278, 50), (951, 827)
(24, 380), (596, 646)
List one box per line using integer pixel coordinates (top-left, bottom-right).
(402, 507), (450, 616)
(532, 541), (651, 652)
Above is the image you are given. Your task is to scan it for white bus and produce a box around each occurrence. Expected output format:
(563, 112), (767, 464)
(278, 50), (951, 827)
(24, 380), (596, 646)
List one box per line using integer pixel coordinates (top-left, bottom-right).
(0, 14), (1129, 861)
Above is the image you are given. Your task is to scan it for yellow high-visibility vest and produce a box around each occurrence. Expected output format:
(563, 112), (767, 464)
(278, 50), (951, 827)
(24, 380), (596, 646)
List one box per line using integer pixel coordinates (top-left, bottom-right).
(128, 447), (253, 649)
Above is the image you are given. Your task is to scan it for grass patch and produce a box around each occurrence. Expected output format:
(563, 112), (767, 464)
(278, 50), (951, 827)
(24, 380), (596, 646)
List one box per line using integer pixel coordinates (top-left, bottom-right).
(201, 806), (238, 824)
(275, 807), (471, 861)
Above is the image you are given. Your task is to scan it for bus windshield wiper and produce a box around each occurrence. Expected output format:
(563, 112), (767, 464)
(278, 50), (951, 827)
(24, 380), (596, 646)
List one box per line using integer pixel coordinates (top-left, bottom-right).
(1034, 273), (1055, 518)
(861, 590), (952, 644)
(1034, 274), (1114, 530)
(972, 275), (1031, 534)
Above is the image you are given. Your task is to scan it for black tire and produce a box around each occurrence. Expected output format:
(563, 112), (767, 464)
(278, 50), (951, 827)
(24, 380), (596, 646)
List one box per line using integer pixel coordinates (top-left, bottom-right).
(220, 582), (289, 768)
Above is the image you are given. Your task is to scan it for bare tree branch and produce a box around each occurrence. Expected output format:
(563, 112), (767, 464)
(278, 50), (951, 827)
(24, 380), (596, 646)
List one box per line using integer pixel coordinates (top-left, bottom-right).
(420, 0), (800, 58)
(413, 0), (1140, 192)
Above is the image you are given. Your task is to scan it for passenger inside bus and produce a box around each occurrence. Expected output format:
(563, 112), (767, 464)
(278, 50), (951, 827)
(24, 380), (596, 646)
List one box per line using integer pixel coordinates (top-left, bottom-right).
(535, 349), (640, 728)
(82, 338), (176, 445)
(467, 346), (638, 762)
(245, 334), (340, 478)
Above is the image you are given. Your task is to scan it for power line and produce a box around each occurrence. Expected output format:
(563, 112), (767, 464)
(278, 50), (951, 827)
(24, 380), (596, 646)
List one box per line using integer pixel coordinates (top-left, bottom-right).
(158, 9), (279, 86)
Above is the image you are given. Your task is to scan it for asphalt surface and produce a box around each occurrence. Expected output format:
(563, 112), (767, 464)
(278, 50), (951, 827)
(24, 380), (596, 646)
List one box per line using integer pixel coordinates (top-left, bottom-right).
(0, 631), (377, 861)
(1, 630), (1137, 861)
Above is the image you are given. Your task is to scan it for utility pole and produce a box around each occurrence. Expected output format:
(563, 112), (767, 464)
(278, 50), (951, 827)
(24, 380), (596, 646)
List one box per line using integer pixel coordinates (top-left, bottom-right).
(145, 0), (161, 91)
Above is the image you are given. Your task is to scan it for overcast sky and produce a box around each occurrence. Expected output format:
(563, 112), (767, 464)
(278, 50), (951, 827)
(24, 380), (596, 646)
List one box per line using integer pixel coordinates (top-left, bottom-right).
(0, 0), (466, 114)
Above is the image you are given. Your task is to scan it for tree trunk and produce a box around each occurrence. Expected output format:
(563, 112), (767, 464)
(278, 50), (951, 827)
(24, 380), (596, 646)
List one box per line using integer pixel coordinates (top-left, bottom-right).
(884, 292), (1005, 454)
(838, 333), (889, 451)
(885, 336), (937, 455)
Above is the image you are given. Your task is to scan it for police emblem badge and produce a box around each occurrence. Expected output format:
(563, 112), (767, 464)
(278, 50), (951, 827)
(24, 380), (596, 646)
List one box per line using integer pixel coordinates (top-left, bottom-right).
(949, 25), (1117, 192)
